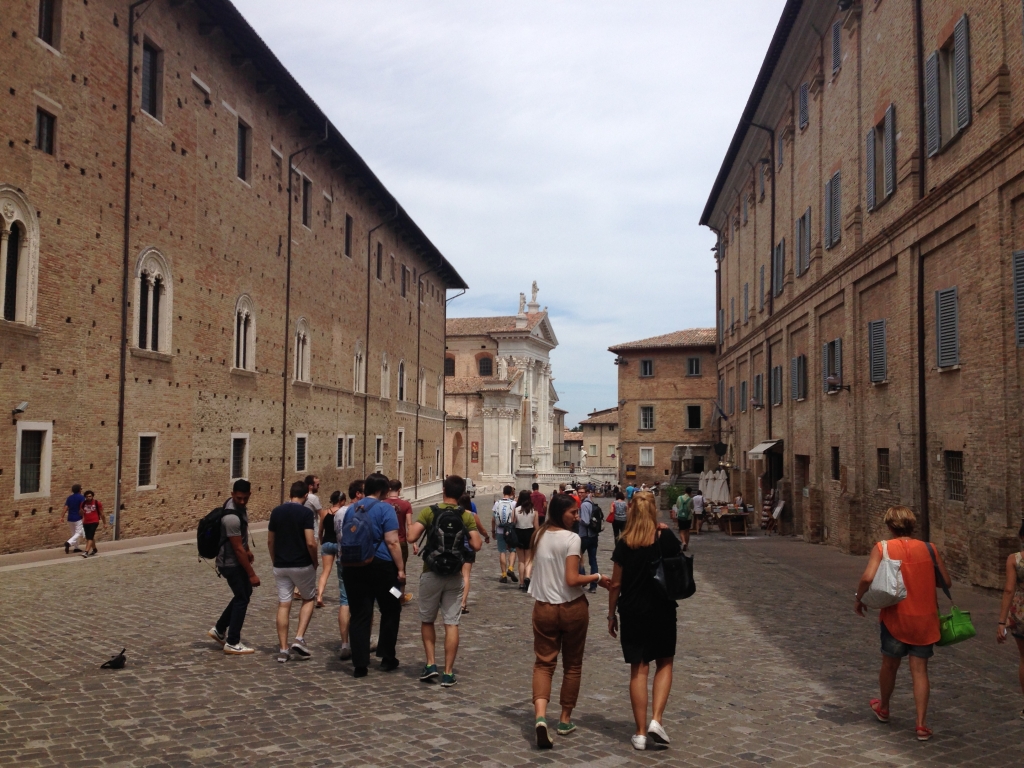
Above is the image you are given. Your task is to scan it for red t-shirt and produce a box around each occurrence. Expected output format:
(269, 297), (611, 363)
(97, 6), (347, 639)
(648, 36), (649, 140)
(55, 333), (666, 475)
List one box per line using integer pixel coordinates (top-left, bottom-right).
(81, 499), (103, 525)
(385, 497), (414, 543)
(530, 492), (547, 518)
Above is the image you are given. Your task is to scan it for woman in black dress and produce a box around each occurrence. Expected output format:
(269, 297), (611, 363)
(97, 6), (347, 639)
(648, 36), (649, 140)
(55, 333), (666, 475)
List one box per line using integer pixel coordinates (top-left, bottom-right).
(608, 490), (680, 751)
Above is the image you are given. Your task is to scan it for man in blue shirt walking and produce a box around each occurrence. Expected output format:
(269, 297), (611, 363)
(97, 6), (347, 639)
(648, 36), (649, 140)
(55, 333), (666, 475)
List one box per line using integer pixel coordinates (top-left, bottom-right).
(61, 484), (86, 554)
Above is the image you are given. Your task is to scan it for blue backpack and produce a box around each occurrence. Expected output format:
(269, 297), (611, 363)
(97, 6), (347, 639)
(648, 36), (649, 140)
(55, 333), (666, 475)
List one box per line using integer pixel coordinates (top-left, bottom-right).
(338, 498), (380, 567)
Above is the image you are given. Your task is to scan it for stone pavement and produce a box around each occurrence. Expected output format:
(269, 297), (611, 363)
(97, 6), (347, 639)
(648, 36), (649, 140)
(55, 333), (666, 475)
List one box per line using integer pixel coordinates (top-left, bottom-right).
(1, 501), (1021, 767)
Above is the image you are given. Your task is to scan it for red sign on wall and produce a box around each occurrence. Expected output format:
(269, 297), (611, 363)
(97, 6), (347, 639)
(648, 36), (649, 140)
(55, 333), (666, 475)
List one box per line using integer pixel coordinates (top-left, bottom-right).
(471, 442), (479, 463)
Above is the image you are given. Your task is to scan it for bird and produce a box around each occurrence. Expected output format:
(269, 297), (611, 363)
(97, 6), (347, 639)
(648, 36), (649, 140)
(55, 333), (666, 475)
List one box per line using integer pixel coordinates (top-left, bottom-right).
(100, 648), (126, 669)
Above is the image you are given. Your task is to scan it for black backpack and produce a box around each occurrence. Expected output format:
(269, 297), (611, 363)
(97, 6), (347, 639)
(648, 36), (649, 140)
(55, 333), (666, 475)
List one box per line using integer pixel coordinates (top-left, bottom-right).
(197, 507), (230, 560)
(423, 505), (467, 576)
(585, 500), (604, 535)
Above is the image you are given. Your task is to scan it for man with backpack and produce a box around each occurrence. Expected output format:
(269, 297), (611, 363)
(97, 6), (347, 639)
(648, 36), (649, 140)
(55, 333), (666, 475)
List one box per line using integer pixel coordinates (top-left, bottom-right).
(339, 473), (405, 678)
(675, 486), (693, 550)
(206, 479), (259, 655)
(491, 485), (518, 583)
(406, 475), (483, 687)
(578, 492), (602, 593)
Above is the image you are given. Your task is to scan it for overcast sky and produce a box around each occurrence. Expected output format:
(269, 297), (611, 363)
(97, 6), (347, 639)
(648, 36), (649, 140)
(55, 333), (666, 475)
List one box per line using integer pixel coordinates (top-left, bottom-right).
(236, 0), (787, 426)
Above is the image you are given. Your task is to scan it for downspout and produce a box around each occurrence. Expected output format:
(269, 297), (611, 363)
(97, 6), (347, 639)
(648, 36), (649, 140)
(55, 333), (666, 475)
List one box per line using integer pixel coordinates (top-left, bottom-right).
(114, 0), (155, 542)
(914, 0), (927, 201)
(748, 121), (776, 439)
(914, 0), (930, 540)
(413, 261), (442, 498)
(281, 124), (329, 503)
(360, 203), (399, 477)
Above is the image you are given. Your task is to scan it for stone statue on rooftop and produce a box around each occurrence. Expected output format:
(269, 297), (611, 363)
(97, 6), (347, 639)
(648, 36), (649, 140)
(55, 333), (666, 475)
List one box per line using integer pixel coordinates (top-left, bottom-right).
(519, 292), (526, 314)
(531, 281), (539, 304)
(497, 356), (508, 380)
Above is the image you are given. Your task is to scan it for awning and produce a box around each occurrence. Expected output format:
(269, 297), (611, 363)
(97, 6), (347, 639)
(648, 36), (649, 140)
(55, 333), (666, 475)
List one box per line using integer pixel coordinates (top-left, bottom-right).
(748, 440), (782, 461)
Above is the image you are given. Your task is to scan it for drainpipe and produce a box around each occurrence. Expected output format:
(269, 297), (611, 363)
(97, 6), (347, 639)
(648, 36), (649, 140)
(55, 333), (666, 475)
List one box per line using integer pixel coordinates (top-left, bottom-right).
(913, 0), (929, 540)
(360, 204), (399, 477)
(747, 121), (776, 440)
(281, 124), (329, 503)
(914, 0), (926, 200)
(413, 261), (441, 499)
(114, 0), (156, 542)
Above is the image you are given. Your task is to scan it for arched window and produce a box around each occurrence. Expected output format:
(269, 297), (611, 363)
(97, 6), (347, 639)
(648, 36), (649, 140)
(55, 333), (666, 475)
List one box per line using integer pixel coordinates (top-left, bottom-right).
(0, 185), (40, 326)
(134, 247), (173, 353)
(444, 357), (455, 377)
(233, 295), (255, 371)
(353, 340), (364, 393)
(478, 356), (493, 377)
(294, 317), (310, 382)
(398, 361), (406, 401)
(380, 352), (390, 399)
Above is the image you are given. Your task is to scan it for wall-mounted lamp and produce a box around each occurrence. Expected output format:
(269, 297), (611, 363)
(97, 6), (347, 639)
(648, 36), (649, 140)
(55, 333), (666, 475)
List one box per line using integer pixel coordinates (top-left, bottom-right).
(12, 401), (27, 425)
(613, 356), (628, 366)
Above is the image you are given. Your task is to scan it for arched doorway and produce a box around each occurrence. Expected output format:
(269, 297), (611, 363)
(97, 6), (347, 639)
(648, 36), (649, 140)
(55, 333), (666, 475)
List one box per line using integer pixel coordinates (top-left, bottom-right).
(452, 432), (464, 475)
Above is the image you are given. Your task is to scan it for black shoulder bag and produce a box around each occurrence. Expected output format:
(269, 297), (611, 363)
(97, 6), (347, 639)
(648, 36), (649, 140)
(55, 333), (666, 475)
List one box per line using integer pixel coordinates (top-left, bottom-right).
(650, 531), (696, 601)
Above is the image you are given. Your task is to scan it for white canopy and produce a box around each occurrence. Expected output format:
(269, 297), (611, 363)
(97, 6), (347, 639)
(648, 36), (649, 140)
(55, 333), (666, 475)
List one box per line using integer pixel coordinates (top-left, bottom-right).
(748, 440), (782, 461)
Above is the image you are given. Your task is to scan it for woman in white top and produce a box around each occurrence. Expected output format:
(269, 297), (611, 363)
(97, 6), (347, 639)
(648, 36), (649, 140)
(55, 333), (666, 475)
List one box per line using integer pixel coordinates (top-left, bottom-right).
(529, 493), (610, 749)
(514, 489), (538, 590)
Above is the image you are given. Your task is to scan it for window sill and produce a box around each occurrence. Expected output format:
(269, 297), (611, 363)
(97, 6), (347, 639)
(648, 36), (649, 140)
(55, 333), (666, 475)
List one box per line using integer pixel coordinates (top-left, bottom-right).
(230, 367), (257, 378)
(14, 490), (51, 501)
(937, 364), (961, 373)
(796, 397), (806, 402)
(826, 390), (840, 396)
(292, 379), (312, 389)
(871, 379), (889, 386)
(136, 484), (157, 492)
(34, 37), (61, 56)
(877, 488), (892, 493)
(236, 176), (252, 188)
(131, 348), (173, 362)
(0, 320), (42, 338)
(140, 109), (164, 127)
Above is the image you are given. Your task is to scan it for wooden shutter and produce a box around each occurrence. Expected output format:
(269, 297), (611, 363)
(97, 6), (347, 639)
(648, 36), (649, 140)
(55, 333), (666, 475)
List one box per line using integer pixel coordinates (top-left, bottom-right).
(884, 104), (896, 198)
(866, 127), (876, 212)
(869, 320), (887, 382)
(799, 82), (809, 129)
(954, 15), (971, 133)
(791, 357), (799, 400)
(1013, 251), (1024, 347)
(835, 337), (843, 383)
(925, 51), (940, 156)
(803, 208), (812, 271)
(823, 343), (830, 393)
(936, 287), (959, 367)
(824, 178), (833, 249)
(832, 20), (842, 73)
(831, 172), (842, 246)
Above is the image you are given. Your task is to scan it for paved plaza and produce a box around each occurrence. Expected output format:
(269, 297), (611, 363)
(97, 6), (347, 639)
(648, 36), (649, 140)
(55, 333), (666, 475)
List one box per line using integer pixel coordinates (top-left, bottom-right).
(1, 499), (1021, 767)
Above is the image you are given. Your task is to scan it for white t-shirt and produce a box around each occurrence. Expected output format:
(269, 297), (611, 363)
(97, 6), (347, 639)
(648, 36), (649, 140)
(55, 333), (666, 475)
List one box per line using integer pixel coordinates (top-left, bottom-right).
(692, 494), (706, 513)
(336, 504), (350, 541)
(528, 529), (585, 604)
(514, 506), (536, 529)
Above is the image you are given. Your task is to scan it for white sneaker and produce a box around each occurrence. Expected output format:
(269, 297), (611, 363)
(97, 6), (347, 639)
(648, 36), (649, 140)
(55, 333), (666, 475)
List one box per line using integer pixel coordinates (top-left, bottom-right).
(339, 644), (352, 660)
(647, 720), (670, 745)
(223, 642), (254, 655)
(207, 627), (226, 646)
(631, 734), (647, 751)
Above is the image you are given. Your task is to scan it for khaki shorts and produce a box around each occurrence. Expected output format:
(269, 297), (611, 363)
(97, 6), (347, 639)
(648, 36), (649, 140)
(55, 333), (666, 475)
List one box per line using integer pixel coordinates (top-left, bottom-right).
(273, 565), (317, 603)
(418, 570), (464, 626)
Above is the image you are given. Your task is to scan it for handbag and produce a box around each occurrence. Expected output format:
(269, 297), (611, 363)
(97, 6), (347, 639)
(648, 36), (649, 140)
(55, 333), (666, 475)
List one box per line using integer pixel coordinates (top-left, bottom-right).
(924, 544), (976, 646)
(861, 540), (907, 609)
(650, 532), (696, 601)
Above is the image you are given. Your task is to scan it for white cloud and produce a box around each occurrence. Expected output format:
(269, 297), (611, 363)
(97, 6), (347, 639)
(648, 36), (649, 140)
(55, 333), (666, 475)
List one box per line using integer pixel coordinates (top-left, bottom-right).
(234, 0), (786, 424)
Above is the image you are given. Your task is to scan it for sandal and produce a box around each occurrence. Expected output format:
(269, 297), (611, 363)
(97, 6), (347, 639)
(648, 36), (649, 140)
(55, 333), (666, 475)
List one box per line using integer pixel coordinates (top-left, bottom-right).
(915, 726), (932, 741)
(869, 699), (890, 723)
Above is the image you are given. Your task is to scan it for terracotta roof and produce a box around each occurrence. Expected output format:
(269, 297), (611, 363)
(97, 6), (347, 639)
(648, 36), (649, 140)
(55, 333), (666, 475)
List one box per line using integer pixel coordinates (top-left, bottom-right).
(563, 431), (583, 443)
(581, 408), (619, 425)
(608, 328), (717, 352)
(446, 313), (545, 337)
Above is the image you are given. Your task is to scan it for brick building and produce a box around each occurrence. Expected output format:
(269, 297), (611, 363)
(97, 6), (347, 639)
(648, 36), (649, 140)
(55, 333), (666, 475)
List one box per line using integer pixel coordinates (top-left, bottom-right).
(700, 0), (1024, 586)
(610, 329), (717, 488)
(0, 0), (465, 553)
(578, 407), (619, 480)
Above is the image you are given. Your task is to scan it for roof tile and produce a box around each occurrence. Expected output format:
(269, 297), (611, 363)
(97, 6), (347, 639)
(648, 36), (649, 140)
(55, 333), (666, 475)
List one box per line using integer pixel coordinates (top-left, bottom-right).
(608, 327), (716, 352)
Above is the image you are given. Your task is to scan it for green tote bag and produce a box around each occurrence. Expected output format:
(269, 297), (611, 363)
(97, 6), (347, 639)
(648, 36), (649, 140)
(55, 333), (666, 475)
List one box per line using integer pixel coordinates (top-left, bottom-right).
(926, 543), (977, 646)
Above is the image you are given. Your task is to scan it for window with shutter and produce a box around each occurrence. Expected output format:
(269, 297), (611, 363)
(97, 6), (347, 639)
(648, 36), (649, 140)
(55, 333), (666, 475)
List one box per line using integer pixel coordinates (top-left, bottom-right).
(742, 196), (748, 225)
(832, 20), (842, 74)
(1013, 251), (1024, 347)
(803, 208), (812, 272)
(743, 283), (749, 323)
(773, 365), (784, 406)
(718, 308), (724, 344)
(953, 15), (971, 133)
(823, 339), (843, 391)
(868, 320), (887, 382)
(830, 171), (842, 247)
(797, 354), (807, 399)
(866, 126), (876, 212)
(740, 380), (748, 412)
(773, 239), (785, 297)
(936, 287), (959, 367)
(835, 337), (843, 383)
(791, 357), (799, 400)
(799, 82), (809, 129)
(794, 215), (803, 276)
(728, 386), (735, 415)
(824, 178), (833, 250)
(754, 373), (763, 405)
(730, 298), (735, 333)
(884, 104), (896, 198)
(925, 52), (941, 156)
(759, 265), (765, 310)
(823, 342), (830, 393)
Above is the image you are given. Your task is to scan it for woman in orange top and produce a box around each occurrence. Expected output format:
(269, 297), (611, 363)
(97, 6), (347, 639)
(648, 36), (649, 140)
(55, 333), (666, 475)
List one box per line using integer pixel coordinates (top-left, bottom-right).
(855, 506), (950, 742)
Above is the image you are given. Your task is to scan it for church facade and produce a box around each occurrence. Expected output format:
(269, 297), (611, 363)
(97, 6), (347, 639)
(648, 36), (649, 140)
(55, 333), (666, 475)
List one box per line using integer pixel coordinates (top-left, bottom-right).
(444, 286), (559, 488)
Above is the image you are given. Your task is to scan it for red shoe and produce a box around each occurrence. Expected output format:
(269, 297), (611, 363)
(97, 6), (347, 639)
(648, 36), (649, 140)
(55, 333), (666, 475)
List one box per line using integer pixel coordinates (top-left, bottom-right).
(869, 699), (890, 723)
(915, 726), (932, 741)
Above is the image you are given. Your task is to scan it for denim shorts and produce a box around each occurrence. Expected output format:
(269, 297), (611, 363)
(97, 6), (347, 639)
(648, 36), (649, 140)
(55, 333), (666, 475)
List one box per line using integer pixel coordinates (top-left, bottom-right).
(880, 621), (933, 659)
(496, 533), (516, 554)
(321, 542), (338, 557)
(336, 567), (349, 607)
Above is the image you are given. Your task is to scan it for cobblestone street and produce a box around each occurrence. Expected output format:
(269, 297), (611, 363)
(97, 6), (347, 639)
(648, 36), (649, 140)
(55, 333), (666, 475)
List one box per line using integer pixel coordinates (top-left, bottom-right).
(1, 501), (1021, 767)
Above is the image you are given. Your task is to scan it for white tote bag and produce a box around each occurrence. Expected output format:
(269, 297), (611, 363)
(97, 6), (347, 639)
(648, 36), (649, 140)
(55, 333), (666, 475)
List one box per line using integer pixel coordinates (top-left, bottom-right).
(861, 540), (907, 609)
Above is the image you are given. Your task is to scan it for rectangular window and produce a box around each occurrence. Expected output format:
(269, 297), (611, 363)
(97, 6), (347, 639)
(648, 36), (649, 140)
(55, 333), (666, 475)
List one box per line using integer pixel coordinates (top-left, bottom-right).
(717, 308), (724, 345)
(295, 434), (307, 473)
(640, 447), (654, 467)
(799, 208), (811, 274)
(728, 386), (735, 415)
(347, 435), (355, 468)
(743, 283), (749, 323)
(771, 365), (783, 406)
(823, 337), (843, 391)
(877, 448), (891, 490)
(397, 428), (405, 455)
(401, 266), (408, 297)
(138, 435), (156, 488)
(1014, 251), (1024, 347)
(759, 165), (765, 199)
(337, 436), (345, 469)
(302, 178), (313, 227)
(945, 450), (965, 501)
(687, 356), (701, 376)
(742, 196), (748, 225)
(926, 15), (971, 155)
(271, 148), (282, 180)
(754, 373), (763, 405)
(589, 444), (597, 456)
(141, 42), (162, 119)
(759, 264), (765, 310)
(375, 435), (383, 467)
(799, 82), (809, 129)
(344, 214), (353, 257)
(730, 297), (735, 332)
(740, 380), (748, 413)
(323, 194), (332, 223)
(790, 354), (807, 400)
(231, 435), (248, 480)
(376, 243), (383, 280)
(236, 120), (251, 181)
(831, 446), (841, 481)
(772, 239), (785, 297)
(639, 359), (653, 377)
(824, 171), (841, 249)
(831, 19), (842, 74)
(935, 287), (959, 368)
(639, 406), (654, 431)
(867, 105), (896, 212)
(35, 109), (55, 155)
(16, 424), (52, 497)
(868, 319), (887, 382)
(686, 404), (702, 429)
(38, 0), (61, 47)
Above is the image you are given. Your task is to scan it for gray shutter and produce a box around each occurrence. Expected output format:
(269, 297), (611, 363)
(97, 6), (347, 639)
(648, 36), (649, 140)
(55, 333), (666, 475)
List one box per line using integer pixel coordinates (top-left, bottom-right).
(1013, 251), (1024, 347)
(779, 238), (785, 295)
(954, 14), (971, 133)
(925, 51), (940, 156)
(744, 282), (749, 323)
(799, 82), (809, 129)
(936, 287), (959, 367)
(831, 171), (842, 245)
(759, 265), (765, 310)
(741, 380), (747, 412)
(835, 337), (843, 383)
(718, 308), (724, 344)
(824, 178), (833, 249)
(791, 357), (799, 400)
(794, 216), (802, 276)
(884, 103), (896, 198)
(832, 20), (842, 73)
(866, 128), (876, 212)
(869, 320), (887, 382)
(798, 354), (806, 399)
(823, 343), (830, 392)
(804, 208), (812, 271)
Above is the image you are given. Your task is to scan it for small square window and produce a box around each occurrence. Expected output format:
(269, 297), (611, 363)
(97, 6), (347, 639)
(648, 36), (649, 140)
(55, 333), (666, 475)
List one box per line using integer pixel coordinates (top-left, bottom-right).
(640, 447), (654, 467)
(35, 109), (55, 155)
(687, 357), (701, 376)
(639, 359), (654, 378)
(138, 435), (157, 488)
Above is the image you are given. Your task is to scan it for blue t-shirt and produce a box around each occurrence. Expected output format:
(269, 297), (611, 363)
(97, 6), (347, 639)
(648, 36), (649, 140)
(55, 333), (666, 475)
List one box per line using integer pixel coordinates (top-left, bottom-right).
(345, 497), (399, 562)
(626, 486), (635, 500)
(65, 493), (85, 523)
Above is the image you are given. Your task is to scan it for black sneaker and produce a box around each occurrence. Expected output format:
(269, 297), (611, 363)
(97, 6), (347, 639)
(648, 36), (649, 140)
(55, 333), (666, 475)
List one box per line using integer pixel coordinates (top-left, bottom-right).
(380, 658), (399, 672)
(523, 577), (531, 590)
(353, 666), (368, 678)
(499, 576), (508, 584)
(508, 570), (519, 583)
(64, 542), (70, 554)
